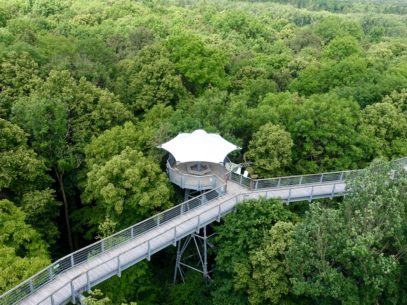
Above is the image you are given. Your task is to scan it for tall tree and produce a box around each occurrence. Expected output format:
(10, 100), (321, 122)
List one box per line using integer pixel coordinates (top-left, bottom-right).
(115, 44), (186, 113)
(82, 148), (173, 238)
(212, 198), (297, 305)
(13, 70), (132, 251)
(0, 199), (50, 294)
(288, 160), (407, 305)
(246, 123), (293, 177)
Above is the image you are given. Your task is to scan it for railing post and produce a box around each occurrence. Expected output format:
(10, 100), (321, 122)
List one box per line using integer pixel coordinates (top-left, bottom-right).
(339, 172), (344, 181)
(255, 180), (258, 190)
(196, 215), (200, 233)
(331, 183), (336, 199)
(71, 281), (75, 304)
(71, 255), (75, 267)
(240, 175), (243, 185)
(157, 215), (160, 227)
(173, 227), (177, 246)
(217, 205), (221, 222)
(309, 186), (314, 202)
(147, 241), (151, 261)
(48, 266), (53, 281)
(320, 174), (324, 183)
(287, 188), (291, 204)
(86, 271), (91, 292)
(277, 177), (281, 187)
(299, 176), (303, 185)
(51, 295), (55, 305)
(117, 256), (121, 277)
(101, 240), (105, 252)
(131, 226), (134, 239)
(29, 279), (33, 293)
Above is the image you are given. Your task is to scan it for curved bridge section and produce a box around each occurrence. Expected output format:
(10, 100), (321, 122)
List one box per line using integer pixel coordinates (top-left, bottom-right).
(1, 158), (407, 305)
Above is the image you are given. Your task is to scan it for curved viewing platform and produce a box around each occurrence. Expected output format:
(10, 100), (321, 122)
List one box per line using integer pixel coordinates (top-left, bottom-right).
(166, 160), (229, 191)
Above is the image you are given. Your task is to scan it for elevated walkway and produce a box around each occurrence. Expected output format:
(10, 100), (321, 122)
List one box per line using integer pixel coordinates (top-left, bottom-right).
(2, 158), (406, 305)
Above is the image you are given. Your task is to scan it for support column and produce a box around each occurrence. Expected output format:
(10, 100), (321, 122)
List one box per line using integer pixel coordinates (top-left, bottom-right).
(173, 226), (213, 283)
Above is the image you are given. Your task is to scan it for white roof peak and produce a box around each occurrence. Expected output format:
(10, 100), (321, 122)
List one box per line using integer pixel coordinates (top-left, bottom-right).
(158, 129), (239, 163)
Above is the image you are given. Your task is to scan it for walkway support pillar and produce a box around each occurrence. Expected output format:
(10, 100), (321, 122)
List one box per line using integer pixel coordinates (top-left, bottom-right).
(173, 226), (213, 283)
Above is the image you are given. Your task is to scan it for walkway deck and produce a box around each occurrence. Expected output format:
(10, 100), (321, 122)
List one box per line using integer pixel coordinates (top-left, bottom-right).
(18, 182), (344, 305)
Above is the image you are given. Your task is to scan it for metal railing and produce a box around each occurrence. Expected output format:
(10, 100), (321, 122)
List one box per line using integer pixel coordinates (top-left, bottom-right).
(0, 185), (227, 305)
(166, 161), (224, 191)
(36, 178), (351, 305)
(35, 179), (348, 305)
(230, 157), (407, 190)
(2, 156), (407, 305)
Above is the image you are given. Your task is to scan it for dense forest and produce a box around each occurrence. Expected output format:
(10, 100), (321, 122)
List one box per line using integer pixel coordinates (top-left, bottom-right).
(1, 0), (407, 304)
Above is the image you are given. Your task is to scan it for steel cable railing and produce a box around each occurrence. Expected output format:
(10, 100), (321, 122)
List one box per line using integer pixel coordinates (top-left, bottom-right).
(0, 185), (227, 305)
(36, 179), (349, 305)
(230, 157), (407, 190)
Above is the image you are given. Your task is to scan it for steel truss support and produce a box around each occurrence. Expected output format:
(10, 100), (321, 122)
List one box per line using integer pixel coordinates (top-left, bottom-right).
(173, 226), (215, 283)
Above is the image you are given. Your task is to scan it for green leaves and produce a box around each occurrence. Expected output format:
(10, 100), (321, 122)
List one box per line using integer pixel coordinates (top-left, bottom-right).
(115, 44), (186, 113)
(82, 147), (173, 237)
(212, 198), (297, 305)
(166, 33), (228, 94)
(287, 160), (407, 305)
(0, 200), (50, 294)
(246, 123), (293, 177)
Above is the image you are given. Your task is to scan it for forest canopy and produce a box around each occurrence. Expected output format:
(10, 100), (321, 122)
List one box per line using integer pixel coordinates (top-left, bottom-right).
(1, 0), (407, 304)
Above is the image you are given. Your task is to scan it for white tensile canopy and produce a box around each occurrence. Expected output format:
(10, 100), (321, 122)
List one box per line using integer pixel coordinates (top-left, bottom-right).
(158, 129), (240, 164)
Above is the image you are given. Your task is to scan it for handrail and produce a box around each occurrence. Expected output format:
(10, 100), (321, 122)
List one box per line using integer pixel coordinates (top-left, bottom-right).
(230, 157), (407, 190)
(0, 184), (227, 305)
(166, 161), (226, 191)
(37, 179), (347, 305)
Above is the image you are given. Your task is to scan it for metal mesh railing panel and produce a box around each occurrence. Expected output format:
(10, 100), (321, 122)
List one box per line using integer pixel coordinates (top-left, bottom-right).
(160, 205), (182, 224)
(0, 282), (30, 305)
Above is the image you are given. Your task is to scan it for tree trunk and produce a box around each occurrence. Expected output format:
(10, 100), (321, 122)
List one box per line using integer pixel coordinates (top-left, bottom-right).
(55, 170), (74, 252)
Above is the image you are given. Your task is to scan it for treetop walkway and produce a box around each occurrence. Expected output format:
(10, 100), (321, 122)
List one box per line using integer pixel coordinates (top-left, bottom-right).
(1, 157), (406, 305)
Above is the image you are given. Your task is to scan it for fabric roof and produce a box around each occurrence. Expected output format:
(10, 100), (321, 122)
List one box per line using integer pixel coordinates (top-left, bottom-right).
(158, 129), (240, 163)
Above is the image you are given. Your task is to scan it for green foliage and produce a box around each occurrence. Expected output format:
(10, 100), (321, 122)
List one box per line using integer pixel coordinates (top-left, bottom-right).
(169, 272), (212, 305)
(360, 102), (407, 159)
(0, 51), (40, 118)
(13, 70), (132, 172)
(115, 44), (186, 113)
(83, 289), (137, 305)
(212, 198), (297, 305)
(234, 222), (300, 305)
(324, 36), (361, 60)
(2, 0), (407, 302)
(95, 262), (158, 305)
(289, 94), (370, 173)
(0, 119), (59, 241)
(288, 160), (407, 304)
(0, 200), (50, 293)
(166, 33), (228, 93)
(82, 148), (173, 237)
(246, 123), (293, 177)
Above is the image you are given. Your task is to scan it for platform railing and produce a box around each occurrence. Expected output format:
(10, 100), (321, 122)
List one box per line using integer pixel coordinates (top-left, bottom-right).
(0, 185), (227, 305)
(229, 157), (407, 190)
(166, 161), (224, 191)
